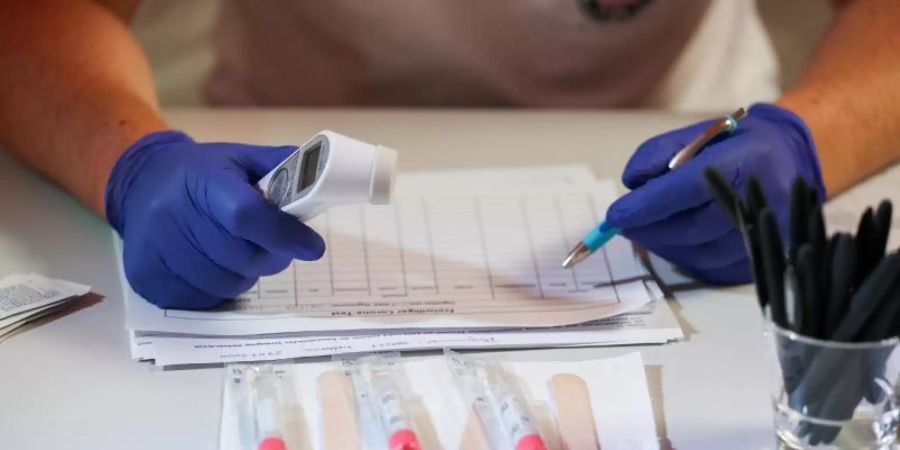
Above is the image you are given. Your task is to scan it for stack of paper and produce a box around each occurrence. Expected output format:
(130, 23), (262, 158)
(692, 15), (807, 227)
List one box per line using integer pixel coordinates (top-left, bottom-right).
(0, 273), (90, 341)
(219, 352), (659, 450)
(118, 166), (683, 366)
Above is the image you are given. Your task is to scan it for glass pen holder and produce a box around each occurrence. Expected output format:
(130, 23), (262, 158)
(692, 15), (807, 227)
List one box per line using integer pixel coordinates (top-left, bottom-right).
(764, 320), (900, 449)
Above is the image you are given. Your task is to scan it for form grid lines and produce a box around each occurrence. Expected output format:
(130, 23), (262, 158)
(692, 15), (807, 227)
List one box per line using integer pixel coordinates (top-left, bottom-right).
(519, 196), (545, 299)
(421, 199), (440, 295)
(359, 205), (372, 296)
(209, 191), (636, 317)
(553, 195), (582, 289)
(472, 198), (496, 301)
(586, 193), (620, 303)
(325, 212), (335, 296)
(392, 202), (410, 296)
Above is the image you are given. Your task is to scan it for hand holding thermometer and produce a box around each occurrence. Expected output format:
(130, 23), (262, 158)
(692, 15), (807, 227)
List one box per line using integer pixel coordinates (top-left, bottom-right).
(257, 130), (398, 221)
(561, 107), (747, 269)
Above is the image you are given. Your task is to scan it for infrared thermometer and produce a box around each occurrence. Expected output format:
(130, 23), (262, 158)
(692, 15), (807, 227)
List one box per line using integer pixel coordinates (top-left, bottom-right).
(257, 130), (398, 221)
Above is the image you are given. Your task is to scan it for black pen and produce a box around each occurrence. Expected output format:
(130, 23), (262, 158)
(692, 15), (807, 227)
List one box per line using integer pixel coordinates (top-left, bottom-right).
(796, 245), (822, 338)
(738, 204), (768, 310)
(808, 252), (900, 443)
(789, 179), (811, 265)
(819, 235), (834, 329)
(791, 254), (900, 440)
(743, 179), (771, 302)
(807, 205), (827, 337)
(745, 178), (768, 219)
(831, 253), (900, 342)
(704, 169), (771, 310)
(855, 207), (876, 288)
(858, 270), (900, 341)
(758, 209), (788, 328)
(824, 233), (855, 337)
(808, 204), (827, 263)
(873, 200), (893, 263)
(704, 168), (740, 226)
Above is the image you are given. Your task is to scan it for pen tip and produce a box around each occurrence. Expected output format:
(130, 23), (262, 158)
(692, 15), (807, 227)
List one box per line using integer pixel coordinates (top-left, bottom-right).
(561, 243), (591, 269)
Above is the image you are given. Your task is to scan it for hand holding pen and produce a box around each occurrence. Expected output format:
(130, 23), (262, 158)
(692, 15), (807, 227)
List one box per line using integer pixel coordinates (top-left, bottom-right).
(563, 107), (747, 268)
(566, 103), (826, 286)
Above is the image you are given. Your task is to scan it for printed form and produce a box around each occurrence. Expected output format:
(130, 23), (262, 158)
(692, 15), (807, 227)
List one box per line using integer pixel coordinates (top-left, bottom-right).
(121, 166), (680, 365)
(239, 192), (639, 316)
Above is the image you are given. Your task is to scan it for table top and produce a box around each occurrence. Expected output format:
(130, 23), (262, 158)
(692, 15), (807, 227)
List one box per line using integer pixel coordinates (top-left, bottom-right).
(3, 108), (887, 450)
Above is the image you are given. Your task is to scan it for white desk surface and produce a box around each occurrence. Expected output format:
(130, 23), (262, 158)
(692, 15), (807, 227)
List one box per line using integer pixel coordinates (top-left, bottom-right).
(1, 109), (895, 450)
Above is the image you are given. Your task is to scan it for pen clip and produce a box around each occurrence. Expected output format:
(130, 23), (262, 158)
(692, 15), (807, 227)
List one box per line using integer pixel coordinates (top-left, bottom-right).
(667, 107), (746, 170)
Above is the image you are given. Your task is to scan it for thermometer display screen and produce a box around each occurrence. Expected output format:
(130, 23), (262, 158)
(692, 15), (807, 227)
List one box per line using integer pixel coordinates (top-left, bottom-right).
(298, 144), (321, 192)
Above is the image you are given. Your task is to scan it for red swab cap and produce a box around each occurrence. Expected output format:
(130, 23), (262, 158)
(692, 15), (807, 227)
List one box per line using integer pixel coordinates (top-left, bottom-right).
(388, 428), (421, 450)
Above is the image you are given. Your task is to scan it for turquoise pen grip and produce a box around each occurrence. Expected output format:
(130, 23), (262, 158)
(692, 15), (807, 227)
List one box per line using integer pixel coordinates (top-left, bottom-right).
(582, 222), (620, 252)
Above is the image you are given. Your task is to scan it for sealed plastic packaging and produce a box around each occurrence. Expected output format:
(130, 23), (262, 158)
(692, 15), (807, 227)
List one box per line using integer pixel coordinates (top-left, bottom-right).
(223, 363), (306, 450)
(444, 350), (548, 450)
(339, 353), (430, 450)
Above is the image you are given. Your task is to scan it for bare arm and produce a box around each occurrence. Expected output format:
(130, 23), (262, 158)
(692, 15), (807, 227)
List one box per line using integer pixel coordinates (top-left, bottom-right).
(0, 0), (166, 215)
(777, 0), (900, 196)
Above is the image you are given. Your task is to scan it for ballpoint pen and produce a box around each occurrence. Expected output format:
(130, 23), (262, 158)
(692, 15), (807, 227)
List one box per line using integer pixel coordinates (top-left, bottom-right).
(873, 200), (893, 263)
(796, 244), (821, 338)
(855, 207), (876, 286)
(561, 107), (748, 269)
(758, 209), (787, 328)
(824, 233), (854, 335)
(789, 179), (810, 265)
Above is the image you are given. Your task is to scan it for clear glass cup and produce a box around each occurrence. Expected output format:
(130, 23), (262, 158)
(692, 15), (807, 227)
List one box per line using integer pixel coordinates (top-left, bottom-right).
(764, 320), (900, 449)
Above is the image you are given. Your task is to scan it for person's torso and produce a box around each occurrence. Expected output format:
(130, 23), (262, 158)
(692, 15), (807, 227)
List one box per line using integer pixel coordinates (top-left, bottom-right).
(206, 0), (722, 108)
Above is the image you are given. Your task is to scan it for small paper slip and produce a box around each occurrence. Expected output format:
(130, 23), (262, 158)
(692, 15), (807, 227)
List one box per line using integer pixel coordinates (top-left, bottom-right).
(0, 273), (90, 339)
(219, 352), (659, 450)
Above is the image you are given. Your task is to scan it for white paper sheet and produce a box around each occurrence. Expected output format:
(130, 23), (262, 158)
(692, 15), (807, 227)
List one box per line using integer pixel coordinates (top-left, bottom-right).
(119, 166), (681, 366)
(144, 295), (681, 366)
(219, 352), (659, 450)
(123, 170), (653, 336)
(128, 330), (156, 361)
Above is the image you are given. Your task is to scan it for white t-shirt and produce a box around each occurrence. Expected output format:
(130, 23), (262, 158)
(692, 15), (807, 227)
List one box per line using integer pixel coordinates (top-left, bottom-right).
(649, 0), (779, 111)
(203, 0), (778, 111)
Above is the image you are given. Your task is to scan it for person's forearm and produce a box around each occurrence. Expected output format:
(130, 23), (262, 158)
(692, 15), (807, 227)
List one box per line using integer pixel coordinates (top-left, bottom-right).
(0, 0), (166, 215)
(777, 0), (900, 197)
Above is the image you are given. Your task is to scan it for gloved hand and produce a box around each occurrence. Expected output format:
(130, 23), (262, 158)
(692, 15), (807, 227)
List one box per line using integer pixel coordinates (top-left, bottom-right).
(106, 130), (325, 309)
(605, 103), (826, 284)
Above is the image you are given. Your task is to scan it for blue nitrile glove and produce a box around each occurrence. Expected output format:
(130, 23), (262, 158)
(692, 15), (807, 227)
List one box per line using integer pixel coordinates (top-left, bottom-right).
(605, 103), (826, 284)
(105, 131), (325, 309)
